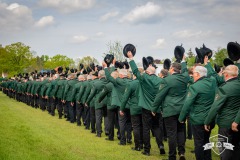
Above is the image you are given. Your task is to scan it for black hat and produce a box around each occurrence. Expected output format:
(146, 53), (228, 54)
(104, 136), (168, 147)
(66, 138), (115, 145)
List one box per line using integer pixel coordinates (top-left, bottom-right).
(195, 47), (205, 64)
(86, 66), (92, 74)
(74, 68), (77, 73)
(51, 69), (56, 74)
(123, 44), (136, 58)
(90, 62), (95, 71)
(70, 68), (74, 73)
(227, 42), (240, 61)
(65, 67), (69, 71)
(214, 64), (221, 73)
(223, 58), (234, 67)
(79, 63), (84, 70)
(104, 54), (114, 67)
(96, 65), (103, 71)
(58, 66), (63, 74)
(123, 60), (129, 69)
(174, 44), (185, 63)
(82, 69), (87, 74)
(163, 59), (171, 70)
(92, 71), (98, 77)
(142, 56), (157, 70)
(115, 61), (124, 69)
(35, 70), (38, 73)
(202, 44), (212, 59)
(194, 55), (201, 64)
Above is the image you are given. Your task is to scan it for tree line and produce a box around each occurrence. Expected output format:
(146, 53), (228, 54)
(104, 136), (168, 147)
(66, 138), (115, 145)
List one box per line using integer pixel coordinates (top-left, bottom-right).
(0, 41), (228, 78)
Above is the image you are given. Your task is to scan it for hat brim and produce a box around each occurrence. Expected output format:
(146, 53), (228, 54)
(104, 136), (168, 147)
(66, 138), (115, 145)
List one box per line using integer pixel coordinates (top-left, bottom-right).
(195, 48), (204, 64)
(163, 59), (171, 70)
(214, 64), (221, 73)
(123, 44), (136, 58)
(227, 42), (240, 61)
(142, 57), (149, 70)
(174, 46), (184, 63)
(223, 58), (234, 67)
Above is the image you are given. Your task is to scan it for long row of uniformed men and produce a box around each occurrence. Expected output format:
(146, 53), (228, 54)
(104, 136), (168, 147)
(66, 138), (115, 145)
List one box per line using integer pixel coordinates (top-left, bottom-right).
(1, 43), (240, 160)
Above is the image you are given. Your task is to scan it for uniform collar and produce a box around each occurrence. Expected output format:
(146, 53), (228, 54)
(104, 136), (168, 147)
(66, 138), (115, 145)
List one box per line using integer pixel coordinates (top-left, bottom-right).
(226, 77), (238, 83)
(194, 76), (206, 83)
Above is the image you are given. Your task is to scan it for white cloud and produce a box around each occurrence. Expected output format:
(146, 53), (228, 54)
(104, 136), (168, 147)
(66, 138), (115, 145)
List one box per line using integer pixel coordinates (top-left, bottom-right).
(173, 30), (223, 39)
(72, 35), (89, 43)
(39, 0), (95, 13)
(152, 38), (166, 49)
(0, 2), (34, 32)
(35, 16), (54, 28)
(100, 11), (119, 22)
(119, 2), (163, 24)
(96, 32), (104, 37)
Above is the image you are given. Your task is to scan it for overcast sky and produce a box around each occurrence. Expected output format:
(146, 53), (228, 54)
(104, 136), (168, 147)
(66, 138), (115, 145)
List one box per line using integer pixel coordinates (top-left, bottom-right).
(1, 0), (240, 63)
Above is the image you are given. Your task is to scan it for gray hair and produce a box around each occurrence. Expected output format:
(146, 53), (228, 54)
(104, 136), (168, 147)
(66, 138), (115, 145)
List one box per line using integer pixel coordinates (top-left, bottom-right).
(87, 75), (92, 80)
(224, 65), (238, 77)
(55, 74), (59, 79)
(194, 66), (207, 77)
(98, 70), (105, 78)
(119, 69), (128, 76)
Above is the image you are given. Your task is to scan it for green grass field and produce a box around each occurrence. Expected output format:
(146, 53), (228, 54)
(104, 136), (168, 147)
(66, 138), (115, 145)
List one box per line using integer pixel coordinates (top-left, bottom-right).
(0, 92), (221, 160)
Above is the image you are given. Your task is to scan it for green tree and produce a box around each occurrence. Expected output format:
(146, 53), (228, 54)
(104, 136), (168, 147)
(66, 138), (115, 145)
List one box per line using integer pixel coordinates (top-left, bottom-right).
(78, 56), (99, 69)
(44, 54), (74, 69)
(1, 42), (34, 77)
(106, 41), (125, 62)
(213, 48), (227, 66)
(186, 48), (195, 58)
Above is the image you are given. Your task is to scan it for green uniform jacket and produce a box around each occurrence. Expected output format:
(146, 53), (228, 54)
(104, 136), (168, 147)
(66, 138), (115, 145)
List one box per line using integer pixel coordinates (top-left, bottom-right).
(63, 79), (78, 102)
(85, 79), (99, 107)
(98, 82), (113, 109)
(105, 68), (131, 107)
(39, 80), (49, 97)
(178, 77), (216, 125)
(81, 80), (92, 104)
(152, 62), (190, 117)
(86, 78), (108, 109)
(46, 79), (57, 97)
(71, 81), (82, 102)
(234, 108), (240, 124)
(205, 62), (225, 86)
(16, 82), (23, 93)
(129, 60), (163, 112)
(26, 81), (33, 93)
(120, 79), (141, 115)
(204, 77), (240, 128)
(76, 80), (87, 103)
(55, 79), (66, 99)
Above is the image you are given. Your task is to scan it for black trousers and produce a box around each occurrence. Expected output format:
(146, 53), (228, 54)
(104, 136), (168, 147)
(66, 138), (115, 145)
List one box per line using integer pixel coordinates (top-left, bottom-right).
(84, 106), (90, 129)
(67, 101), (76, 123)
(131, 114), (143, 148)
(76, 102), (84, 125)
(187, 117), (192, 139)
(142, 108), (164, 153)
(50, 97), (57, 116)
(164, 114), (185, 160)
(118, 108), (132, 144)
(46, 98), (51, 113)
(192, 124), (212, 160)
(107, 107), (119, 140)
(40, 97), (46, 111)
(103, 106), (109, 134)
(56, 98), (63, 118)
(95, 108), (104, 135)
(90, 106), (96, 132)
(218, 128), (240, 160)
